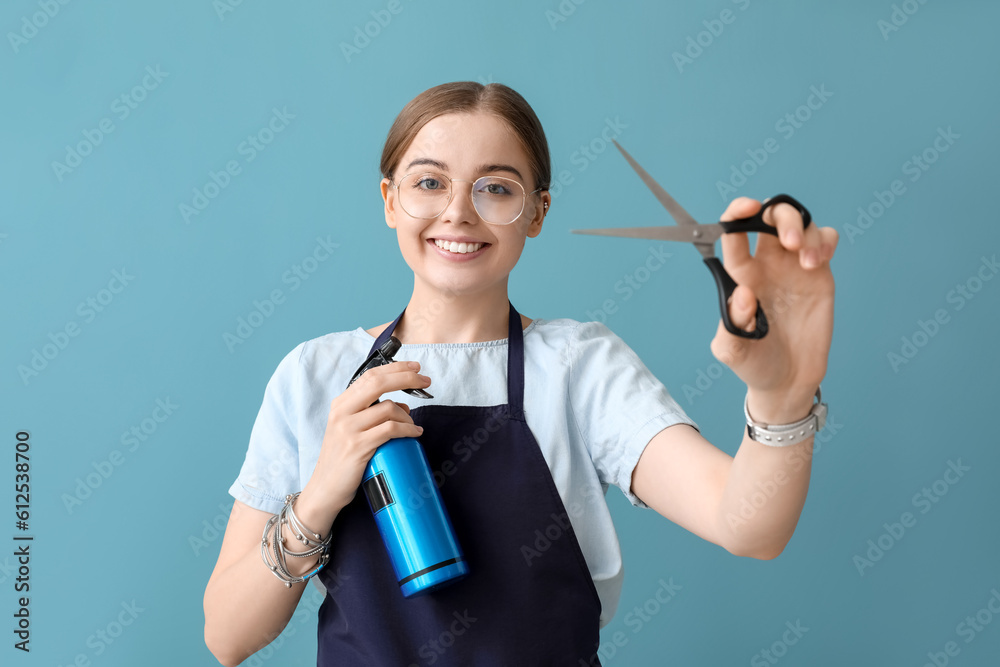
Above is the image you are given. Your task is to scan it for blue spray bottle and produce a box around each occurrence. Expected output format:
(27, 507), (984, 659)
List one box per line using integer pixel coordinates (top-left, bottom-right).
(347, 337), (469, 597)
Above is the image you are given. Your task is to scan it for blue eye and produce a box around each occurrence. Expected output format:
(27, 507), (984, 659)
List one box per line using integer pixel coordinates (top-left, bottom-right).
(416, 177), (443, 190)
(478, 180), (514, 196)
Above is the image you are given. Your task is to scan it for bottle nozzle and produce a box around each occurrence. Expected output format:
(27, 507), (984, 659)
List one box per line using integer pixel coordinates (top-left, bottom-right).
(347, 336), (433, 400)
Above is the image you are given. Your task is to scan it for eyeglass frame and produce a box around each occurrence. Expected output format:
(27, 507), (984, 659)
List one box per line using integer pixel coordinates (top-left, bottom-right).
(388, 171), (548, 226)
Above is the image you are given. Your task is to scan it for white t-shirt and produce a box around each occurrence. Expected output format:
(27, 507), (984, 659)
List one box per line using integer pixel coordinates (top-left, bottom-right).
(229, 317), (699, 627)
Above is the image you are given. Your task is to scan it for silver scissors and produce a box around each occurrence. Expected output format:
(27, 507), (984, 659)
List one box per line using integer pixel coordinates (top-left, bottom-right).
(571, 140), (812, 340)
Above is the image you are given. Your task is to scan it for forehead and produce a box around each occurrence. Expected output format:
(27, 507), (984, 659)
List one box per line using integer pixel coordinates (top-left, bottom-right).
(401, 112), (529, 173)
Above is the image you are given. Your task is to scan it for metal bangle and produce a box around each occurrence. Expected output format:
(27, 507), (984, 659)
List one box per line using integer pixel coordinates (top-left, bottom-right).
(261, 515), (295, 585)
(264, 514), (311, 587)
(285, 492), (328, 547)
(278, 514), (327, 559)
(273, 515), (294, 578)
(262, 514), (295, 580)
(259, 495), (331, 588)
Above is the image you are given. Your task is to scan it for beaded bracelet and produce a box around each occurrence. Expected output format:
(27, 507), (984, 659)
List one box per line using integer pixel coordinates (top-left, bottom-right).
(260, 493), (332, 588)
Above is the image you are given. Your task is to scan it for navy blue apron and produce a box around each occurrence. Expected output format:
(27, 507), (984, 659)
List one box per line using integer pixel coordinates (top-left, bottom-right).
(316, 301), (603, 666)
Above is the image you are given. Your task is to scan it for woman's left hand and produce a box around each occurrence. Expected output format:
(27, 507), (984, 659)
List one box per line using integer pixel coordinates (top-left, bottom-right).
(710, 196), (838, 423)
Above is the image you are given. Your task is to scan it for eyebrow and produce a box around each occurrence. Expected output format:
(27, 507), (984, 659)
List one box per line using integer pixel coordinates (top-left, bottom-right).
(405, 158), (525, 182)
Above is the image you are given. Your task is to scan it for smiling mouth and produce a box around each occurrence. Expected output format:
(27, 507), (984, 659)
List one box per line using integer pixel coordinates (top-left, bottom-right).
(429, 238), (491, 254)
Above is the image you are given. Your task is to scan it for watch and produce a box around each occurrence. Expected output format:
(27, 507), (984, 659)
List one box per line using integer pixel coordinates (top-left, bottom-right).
(744, 386), (827, 446)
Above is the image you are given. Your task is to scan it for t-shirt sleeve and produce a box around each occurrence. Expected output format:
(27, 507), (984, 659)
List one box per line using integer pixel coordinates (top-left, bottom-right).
(567, 321), (699, 509)
(228, 343), (305, 515)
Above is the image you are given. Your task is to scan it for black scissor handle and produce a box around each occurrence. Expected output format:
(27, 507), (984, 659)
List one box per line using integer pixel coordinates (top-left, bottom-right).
(708, 194), (812, 340)
(704, 257), (768, 340)
(718, 194), (812, 236)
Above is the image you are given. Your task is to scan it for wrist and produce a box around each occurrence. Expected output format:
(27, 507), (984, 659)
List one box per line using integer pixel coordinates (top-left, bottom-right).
(745, 385), (818, 425)
(293, 484), (343, 541)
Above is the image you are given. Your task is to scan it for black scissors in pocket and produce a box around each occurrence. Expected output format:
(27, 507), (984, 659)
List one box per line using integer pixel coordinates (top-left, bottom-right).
(571, 140), (812, 340)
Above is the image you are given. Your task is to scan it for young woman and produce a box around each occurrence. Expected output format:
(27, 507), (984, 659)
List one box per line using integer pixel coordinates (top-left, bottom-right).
(203, 81), (838, 666)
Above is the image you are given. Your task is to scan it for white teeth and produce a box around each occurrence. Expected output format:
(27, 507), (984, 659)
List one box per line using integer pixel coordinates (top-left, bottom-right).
(434, 239), (485, 254)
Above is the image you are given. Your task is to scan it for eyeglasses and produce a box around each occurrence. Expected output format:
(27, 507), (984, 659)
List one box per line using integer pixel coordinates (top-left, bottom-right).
(390, 171), (545, 226)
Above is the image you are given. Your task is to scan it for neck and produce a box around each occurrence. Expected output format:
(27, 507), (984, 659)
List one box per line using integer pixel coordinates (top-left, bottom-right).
(393, 276), (515, 344)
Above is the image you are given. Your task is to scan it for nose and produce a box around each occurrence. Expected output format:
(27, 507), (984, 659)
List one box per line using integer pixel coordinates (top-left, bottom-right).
(439, 180), (481, 225)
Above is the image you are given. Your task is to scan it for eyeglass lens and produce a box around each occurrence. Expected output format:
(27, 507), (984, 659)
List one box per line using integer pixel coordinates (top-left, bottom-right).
(397, 172), (526, 224)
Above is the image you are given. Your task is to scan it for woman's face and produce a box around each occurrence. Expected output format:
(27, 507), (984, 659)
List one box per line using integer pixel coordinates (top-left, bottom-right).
(381, 111), (549, 298)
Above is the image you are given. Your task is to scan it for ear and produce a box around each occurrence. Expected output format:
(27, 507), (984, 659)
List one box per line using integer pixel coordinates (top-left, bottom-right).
(381, 178), (398, 230)
(525, 190), (550, 239)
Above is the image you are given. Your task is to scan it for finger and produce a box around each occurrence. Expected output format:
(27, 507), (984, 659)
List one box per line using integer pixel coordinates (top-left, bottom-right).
(759, 201), (807, 253)
(396, 401), (411, 414)
(369, 418), (424, 448)
(344, 361), (430, 413)
(719, 197), (760, 266)
(710, 285), (756, 368)
(818, 226), (840, 262)
(797, 221), (825, 269)
(354, 399), (416, 434)
(725, 284), (758, 334)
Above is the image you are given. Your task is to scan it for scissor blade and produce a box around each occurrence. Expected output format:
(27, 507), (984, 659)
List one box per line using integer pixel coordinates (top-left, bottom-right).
(612, 140), (699, 228)
(570, 224), (723, 244)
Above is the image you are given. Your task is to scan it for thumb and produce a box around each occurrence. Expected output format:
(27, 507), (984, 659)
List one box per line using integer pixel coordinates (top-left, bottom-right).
(726, 284), (758, 334)
(711, 284), (757, 367)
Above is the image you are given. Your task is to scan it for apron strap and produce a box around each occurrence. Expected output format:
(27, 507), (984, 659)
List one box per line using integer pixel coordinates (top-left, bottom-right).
(505, 300), (525, 421)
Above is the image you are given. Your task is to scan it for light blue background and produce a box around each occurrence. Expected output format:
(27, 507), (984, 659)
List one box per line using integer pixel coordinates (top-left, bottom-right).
(3, 1), (998, 665)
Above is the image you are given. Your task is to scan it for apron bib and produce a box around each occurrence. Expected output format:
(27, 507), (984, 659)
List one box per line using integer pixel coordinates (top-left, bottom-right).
(316, 301), (603, 666)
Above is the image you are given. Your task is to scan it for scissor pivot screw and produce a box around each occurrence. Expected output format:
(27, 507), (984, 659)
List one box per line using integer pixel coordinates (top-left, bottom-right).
(692, 230), (702, 238)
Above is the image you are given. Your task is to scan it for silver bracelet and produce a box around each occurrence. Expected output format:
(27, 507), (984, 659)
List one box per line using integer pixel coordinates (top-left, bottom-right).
(261, 504), (330, 587)
(286, 493), (327, 547)
(260, 493), (332, 588)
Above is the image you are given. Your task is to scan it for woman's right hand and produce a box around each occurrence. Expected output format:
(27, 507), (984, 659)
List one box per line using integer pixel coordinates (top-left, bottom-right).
(304, 360), (431, 514)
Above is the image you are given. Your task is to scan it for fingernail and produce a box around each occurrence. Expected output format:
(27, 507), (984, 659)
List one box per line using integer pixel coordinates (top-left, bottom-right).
(804, 249), (818, 268)
(408, 361), (420, 370)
